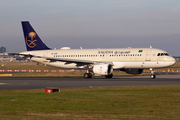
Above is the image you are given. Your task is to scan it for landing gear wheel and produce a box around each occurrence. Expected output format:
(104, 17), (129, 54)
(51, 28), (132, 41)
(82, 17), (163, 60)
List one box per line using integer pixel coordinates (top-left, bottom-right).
(84, 73), (89, 78)
(150, 68), (156, 79)
(84, 73), (92, 79)
(105, 74), (113, 78)
(88, 73), (92, 78)
(150, 74), (156, 79)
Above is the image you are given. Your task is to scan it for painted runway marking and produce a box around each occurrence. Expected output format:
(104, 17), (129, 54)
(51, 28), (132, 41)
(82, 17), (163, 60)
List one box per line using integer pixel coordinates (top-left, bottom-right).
(0, 83), (6, 85)
(0, 83), (28, 85)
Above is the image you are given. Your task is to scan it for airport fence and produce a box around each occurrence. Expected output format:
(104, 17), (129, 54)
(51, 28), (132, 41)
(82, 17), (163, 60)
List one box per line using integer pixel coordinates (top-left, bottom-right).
(0, 69), (86, 73)
(0, 69), (180, 73)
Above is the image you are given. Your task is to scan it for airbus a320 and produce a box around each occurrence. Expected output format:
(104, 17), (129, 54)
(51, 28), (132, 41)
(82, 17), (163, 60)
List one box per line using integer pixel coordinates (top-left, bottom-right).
(10, 21), (176, 79)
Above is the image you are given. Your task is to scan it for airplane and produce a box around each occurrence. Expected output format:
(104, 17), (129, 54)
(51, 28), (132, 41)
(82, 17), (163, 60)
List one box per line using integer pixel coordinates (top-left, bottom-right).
(10, 21), (176, 79)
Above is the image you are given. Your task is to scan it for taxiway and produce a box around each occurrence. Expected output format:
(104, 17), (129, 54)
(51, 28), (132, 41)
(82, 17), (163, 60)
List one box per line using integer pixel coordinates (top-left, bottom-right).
(0, 75), (180, 91)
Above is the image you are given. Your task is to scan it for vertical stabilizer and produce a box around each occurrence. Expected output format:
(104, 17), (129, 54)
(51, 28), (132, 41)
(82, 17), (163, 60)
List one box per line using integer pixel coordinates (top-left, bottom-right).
(21, 21), (50, 51)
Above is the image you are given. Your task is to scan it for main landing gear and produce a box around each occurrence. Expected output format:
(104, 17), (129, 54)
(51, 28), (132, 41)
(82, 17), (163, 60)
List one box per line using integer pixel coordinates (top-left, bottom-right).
(150, 68), (156, 79)
(84, 73), (113, 79)
(84, 73), (92, 79)
(105, 74), (113, 78)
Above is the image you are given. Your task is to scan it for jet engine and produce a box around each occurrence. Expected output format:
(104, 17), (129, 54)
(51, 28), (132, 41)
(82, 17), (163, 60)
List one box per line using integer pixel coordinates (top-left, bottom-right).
(124, 69), (143, 74)
(93, 64), (113, 75)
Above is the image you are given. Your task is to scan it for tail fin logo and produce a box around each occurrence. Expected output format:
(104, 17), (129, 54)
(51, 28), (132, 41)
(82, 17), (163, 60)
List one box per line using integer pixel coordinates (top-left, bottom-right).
(26, 32), (37, 48)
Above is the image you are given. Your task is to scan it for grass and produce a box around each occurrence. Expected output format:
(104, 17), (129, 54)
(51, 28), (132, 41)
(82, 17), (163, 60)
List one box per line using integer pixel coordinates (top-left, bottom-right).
(0, 62), (62, 70)
(0, 85), (180, 119)
(0, 61), (180, 77)
(0, 62), (135, 77)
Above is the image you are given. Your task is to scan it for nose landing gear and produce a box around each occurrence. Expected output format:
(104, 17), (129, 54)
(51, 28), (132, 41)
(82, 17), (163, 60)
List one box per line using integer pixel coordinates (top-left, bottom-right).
(150, 68), (156, 79)
(150, 74), (156, 79)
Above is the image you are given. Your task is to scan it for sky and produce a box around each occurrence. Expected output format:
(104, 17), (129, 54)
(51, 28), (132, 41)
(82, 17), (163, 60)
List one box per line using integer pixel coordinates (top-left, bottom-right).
(0, 0), (180, 56)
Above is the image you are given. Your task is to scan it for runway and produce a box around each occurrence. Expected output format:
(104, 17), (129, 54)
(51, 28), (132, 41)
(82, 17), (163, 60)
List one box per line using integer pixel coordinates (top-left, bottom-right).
(0, 75), (180, 91)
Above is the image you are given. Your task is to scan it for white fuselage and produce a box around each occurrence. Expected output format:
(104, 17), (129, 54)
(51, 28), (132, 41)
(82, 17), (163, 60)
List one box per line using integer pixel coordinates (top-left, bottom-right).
(20, 48), (176, 70)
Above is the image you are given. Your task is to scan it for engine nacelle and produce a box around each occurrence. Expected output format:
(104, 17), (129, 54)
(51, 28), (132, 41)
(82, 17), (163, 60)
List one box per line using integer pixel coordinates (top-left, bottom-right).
(93, 64), (113, 75)
(124, 69), (143, 74)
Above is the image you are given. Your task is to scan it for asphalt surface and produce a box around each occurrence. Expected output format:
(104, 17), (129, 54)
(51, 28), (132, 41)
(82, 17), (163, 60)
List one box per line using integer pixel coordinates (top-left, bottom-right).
(0, 75), (180, 91)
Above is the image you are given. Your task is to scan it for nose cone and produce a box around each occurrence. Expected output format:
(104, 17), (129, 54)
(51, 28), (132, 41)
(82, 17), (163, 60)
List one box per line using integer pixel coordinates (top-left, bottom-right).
(168, 57), (176, 66)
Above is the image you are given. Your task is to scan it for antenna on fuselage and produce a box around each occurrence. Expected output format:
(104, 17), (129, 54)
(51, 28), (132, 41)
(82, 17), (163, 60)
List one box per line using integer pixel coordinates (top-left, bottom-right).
(80, 46), (82, 49)
(150, 45), (152, 48)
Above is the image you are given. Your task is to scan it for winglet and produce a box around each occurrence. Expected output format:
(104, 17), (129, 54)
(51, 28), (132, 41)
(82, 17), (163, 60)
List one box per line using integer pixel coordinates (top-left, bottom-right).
(29, 54), (33, 59)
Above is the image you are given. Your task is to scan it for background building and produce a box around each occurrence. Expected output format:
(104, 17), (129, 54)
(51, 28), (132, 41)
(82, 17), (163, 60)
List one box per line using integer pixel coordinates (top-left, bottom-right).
(0, 47), (6, 53)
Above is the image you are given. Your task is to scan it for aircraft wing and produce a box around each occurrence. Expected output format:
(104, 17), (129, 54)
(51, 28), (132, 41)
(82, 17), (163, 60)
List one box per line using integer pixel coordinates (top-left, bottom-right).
(42, 56), (94, 64)
(8, 53), (30, 58)
(8, 53), (112, 65)
(8, 53), (39, 59)
(9, 53), (94, 64)
(8, 53), (27, 56)
(42, 56), (114, 66)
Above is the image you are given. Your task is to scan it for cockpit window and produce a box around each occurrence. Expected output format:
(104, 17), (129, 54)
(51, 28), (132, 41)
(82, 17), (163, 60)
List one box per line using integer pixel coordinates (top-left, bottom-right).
(157, 53), (169, 56)
(164, 53), (169, 56)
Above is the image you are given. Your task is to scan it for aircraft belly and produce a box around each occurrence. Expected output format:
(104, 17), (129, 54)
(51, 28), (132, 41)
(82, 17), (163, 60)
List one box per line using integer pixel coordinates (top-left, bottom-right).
(123, 61), (172, 69)
(47, 62), (79, 69)
(30, 58), (45, 63)
(113, 62), (125, 69)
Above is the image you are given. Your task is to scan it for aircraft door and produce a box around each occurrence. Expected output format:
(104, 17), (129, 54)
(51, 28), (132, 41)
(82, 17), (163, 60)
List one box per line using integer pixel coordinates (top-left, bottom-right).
(145, 50), (152, 61)
(43, 52), (48, 57)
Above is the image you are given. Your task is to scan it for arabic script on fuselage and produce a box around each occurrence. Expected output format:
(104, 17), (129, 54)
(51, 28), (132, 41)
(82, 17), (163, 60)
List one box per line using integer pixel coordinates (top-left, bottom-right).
(98, 51), (130, 54)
